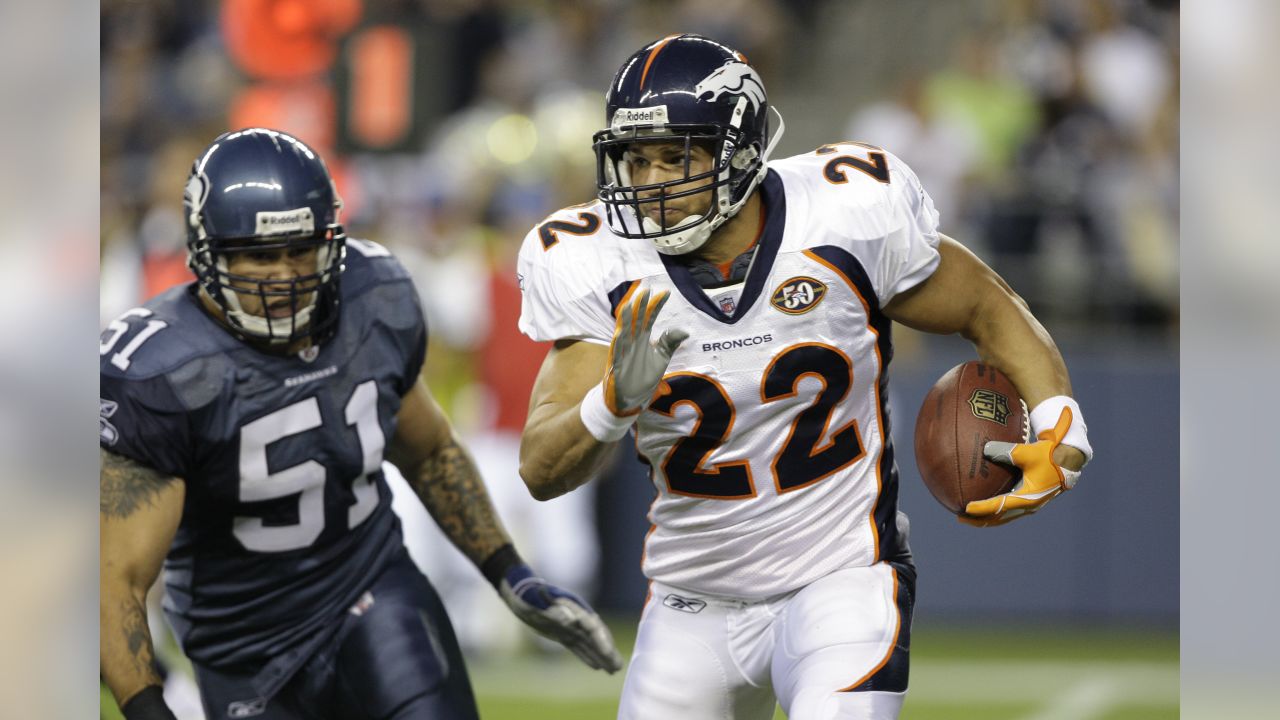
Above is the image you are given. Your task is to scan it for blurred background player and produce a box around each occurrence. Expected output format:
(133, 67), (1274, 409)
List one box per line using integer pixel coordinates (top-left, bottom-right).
(99, 128), (621, 720)
(515, 34), (1091, 719)
(101, 3), (1179, 719)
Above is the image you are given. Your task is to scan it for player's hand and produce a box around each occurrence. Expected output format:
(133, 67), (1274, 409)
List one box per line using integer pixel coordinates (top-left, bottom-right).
(604, 289), (687, 416)
(960, 407), (1083, 527)
(498, 564), (624, 673)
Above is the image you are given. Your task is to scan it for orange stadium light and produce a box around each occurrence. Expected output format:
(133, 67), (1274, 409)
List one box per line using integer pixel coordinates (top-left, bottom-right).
(221, 0), (363, 80)
(346, 26), (413, 149)
(227, 82), (361, 218)
(228, 81), (337, 149)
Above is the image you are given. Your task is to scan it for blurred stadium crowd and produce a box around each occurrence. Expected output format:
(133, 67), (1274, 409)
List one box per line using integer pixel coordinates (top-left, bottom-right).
(102, 0), (1178, 344)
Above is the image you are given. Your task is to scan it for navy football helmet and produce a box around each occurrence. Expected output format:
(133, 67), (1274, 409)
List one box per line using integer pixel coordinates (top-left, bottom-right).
(184, 128), (345, 344)
(593, 34), (785, 255)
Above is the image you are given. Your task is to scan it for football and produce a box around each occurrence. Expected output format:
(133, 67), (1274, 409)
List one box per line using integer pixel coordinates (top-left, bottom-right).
(913, 361), (1028, 514)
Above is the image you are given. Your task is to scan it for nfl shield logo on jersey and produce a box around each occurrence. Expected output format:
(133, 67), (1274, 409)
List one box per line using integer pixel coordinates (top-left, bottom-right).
(717, 294), (737, 314)
(770, 277), (827, 315)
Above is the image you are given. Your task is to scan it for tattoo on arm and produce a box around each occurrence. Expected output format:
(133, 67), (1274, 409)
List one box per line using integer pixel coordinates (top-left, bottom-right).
(409, 436), (510, 567)
(101, 449), (177, 519)
(121, 597), (162, 687)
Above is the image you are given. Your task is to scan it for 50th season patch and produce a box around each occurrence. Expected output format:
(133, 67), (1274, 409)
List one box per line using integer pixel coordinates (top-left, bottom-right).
(968, 388), (1011, 425)
(770, 276), (828, 314)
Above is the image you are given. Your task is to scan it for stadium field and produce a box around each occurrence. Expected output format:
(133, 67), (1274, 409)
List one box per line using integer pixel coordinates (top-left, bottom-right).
(102, 620), (1177, 719)
(468, 620), (1178, 720)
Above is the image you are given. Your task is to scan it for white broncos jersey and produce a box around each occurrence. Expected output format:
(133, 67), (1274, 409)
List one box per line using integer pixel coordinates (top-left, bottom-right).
(518, 144), (941, 599)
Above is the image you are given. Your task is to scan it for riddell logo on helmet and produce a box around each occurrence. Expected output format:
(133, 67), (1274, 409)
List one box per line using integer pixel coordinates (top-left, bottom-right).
(255, 208), (315, 236)
(612, 105), (669, 130)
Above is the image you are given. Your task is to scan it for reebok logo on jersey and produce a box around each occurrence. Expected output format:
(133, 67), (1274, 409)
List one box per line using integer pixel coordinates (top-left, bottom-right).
(771, 277), (827, 315)
(227, 698), (267, 718)
(663, 594), (707, 614)
(702, 334), (773, 352)
(99, 398), (119, 446)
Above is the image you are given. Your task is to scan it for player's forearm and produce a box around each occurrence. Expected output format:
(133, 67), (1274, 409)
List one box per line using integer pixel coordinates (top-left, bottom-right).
(100, 583), (164, 709)
(964, 290), (1088, 470)
(962, 283), (1073, 408)
(403, 434), (512, 567)
(519, 402), (616, 501)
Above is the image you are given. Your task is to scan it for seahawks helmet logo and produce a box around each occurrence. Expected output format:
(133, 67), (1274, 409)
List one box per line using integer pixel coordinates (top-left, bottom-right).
(184, 171), (211, 236)
(695, 60), (766, 111)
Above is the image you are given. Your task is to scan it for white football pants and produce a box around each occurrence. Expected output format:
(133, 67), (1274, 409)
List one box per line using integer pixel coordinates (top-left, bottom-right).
(618, 563), (910, 720)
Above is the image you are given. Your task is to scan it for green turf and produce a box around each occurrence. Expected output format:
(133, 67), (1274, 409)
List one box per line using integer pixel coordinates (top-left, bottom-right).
(469, 618), (1178, 720)
(102, 619), (1179, 719)
(478, 697), (622, 719)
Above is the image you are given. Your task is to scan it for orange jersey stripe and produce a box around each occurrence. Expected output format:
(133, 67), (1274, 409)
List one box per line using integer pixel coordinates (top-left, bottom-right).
(803, 249), (887, 561)
(839, 566), (901, 692)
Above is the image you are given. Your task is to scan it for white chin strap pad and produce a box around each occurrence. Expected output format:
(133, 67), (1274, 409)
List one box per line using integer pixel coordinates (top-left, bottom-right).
(647, 215), (715, 256)
(652, 106), (786, 257)
(214, 254), (317, 342)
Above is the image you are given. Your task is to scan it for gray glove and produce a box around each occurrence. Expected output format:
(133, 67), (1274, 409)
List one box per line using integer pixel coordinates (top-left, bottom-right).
(605, 289), (688, 414)
(498, 564), (624, 673)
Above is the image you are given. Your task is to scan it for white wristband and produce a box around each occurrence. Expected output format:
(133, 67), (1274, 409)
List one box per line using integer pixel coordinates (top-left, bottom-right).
(579, 383), (638, 443)
(1029, 395), (1093, 465)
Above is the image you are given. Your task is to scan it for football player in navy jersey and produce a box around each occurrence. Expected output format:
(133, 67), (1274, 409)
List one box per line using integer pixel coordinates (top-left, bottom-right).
(100, 128), (622, 720)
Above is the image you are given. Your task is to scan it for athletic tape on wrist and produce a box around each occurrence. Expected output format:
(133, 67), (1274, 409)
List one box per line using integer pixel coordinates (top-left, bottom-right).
(121, 686), (177, 720)
(480, 543), (522, 590)
(1030, 395), (1092, 465)
(579, 383), (637, 442)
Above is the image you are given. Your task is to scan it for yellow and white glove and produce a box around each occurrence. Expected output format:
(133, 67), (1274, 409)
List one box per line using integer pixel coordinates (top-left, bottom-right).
(579, 289), (687, 442)
(961, 396), (1092, 527)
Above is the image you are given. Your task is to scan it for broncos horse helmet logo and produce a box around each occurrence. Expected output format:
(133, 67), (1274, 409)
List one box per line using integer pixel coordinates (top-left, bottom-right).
(694, 60), (766, 111)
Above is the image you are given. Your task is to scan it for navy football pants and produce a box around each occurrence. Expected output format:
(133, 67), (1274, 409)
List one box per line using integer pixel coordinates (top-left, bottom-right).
(193, 553), (479, 720)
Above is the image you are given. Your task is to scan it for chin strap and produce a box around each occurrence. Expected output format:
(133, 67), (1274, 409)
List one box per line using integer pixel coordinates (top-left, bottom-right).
(655, 106), (786, 257)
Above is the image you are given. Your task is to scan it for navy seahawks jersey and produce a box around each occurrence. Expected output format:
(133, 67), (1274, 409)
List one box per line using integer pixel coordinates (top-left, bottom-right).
(100, 239), (426, 669)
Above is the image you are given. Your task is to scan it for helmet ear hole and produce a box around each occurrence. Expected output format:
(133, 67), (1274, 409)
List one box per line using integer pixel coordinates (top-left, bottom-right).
(730, 145), (759, 170)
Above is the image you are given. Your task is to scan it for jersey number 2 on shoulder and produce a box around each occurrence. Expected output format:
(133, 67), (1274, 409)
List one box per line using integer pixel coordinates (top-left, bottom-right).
(816, 142), (890, 184)
(649, 343), (866, 499)
(234, 380), (383, 552)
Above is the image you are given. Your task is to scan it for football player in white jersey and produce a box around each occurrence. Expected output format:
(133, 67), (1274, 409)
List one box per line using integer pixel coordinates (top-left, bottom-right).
(515, 34), (1093, 720)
